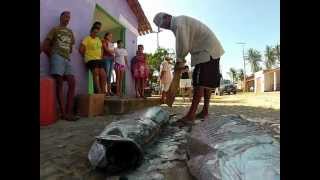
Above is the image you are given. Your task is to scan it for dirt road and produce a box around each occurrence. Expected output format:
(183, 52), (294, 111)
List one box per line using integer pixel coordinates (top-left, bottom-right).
(165, 92), (280, 139)
(40, 92), (280, 179)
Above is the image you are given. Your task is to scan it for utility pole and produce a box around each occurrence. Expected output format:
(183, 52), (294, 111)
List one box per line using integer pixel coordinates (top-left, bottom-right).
(236, 42), (247, 92)
(151, 27), (162, 49)
(156, 27), (160, 49)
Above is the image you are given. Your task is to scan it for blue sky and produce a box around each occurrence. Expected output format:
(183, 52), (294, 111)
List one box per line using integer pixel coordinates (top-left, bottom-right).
(137, 0), (280, 79)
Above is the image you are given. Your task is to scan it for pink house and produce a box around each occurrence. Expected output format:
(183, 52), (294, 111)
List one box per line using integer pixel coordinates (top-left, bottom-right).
(40, 0), (152, 96)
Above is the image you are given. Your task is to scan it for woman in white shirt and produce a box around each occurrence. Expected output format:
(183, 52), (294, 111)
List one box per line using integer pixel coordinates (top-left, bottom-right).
(114, 40), (128, 97)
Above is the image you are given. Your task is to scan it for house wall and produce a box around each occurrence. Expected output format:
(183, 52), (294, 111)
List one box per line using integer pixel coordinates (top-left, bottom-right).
(254, 70), (264, 93)
(275, 70), (280, 90)
(264, 72), (274, 92)
(40, 0), (139, 96)
(95, 0), (139, 96)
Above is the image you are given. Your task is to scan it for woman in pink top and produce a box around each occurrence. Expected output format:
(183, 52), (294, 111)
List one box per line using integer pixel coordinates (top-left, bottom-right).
(131, 45), (149, 98)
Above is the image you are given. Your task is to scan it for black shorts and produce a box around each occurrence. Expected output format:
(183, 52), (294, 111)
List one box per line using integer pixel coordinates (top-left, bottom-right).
(86, 60), (104, 71)
(192, 57), (222, 89)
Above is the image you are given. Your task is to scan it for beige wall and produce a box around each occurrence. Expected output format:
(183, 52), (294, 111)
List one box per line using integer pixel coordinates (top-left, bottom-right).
(264, 72), (274, 92)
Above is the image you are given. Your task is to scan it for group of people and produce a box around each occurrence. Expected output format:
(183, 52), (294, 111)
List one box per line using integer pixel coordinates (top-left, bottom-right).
(40, 10), (225, 126)
(40, 11), (150, 121)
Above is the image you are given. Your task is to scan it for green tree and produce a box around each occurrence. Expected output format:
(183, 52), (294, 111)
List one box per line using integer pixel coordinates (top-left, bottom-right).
(146, 48), (174, 83)
(228, 68), (238, 83)
(147, 48), (169, 73)
(274, 44), (280, 64)
(264, 45), (276, 69)
(237, 69), (244, 81)
(247, 48), (262, 73)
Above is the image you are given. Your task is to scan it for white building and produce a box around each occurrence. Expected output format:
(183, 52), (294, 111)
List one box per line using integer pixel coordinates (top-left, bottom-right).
(254, 67), (280, 93)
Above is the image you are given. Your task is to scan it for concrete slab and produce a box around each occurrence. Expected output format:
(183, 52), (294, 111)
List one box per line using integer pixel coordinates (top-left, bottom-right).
(104, 97), (162, 114)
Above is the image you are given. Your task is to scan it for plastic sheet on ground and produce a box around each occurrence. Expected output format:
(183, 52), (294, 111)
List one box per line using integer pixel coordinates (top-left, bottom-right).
(88, 107), (170, 174)
(187, 115), (280, 180)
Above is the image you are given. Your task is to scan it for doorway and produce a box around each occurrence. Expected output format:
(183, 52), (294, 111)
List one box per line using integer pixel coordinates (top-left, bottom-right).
(92, 4), (127, 94)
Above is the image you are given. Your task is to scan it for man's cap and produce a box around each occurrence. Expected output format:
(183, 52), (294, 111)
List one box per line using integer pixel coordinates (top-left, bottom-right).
(153, 12), (169, 27)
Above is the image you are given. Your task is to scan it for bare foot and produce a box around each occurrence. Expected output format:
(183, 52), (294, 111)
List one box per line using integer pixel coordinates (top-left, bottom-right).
(195, 111), (208, 120)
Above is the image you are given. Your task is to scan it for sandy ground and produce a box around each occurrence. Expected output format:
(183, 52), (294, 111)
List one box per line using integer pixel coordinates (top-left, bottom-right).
(40, 92), (280, 180)
(166, 92), (280, 139)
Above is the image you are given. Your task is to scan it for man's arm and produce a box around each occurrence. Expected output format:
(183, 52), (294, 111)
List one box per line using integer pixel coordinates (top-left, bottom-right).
(42, 28), (56, 58)
(69, 32), (75, 54)
(42, 39), (52, 58)
(175, 24), (190, 69)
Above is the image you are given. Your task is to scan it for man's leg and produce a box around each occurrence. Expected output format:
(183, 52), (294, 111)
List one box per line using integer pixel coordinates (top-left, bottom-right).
(177, 86), (204, 122)
(50, 54), (67, 119)
(196, 88), (212, 119)
(64, 75), (77, 121)
(193, 57), (220, 120)
(52, 75), (65, 119)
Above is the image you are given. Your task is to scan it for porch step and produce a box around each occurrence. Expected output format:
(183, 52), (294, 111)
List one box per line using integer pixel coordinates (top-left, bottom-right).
(104, 97), (162, 114)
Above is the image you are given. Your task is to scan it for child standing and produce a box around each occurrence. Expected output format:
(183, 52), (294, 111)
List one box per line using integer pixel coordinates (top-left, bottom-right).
(114, 40), (128, 97)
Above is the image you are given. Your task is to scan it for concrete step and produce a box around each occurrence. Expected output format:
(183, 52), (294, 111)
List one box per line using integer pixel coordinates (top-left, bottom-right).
(104, 96), (162, 114)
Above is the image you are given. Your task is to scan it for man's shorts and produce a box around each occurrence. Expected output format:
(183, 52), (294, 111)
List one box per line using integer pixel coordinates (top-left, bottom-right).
(192, 57), (222, 89)
(161, 83), (171, 92)
(180, 79), (192, 88)
(50, 53), (73, 76)
(86, 60), (105, 71)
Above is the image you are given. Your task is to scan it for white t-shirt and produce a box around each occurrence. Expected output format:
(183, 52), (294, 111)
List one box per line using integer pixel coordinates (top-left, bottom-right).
(115, 48), (128, 65)
(108, 42), (115, 56)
